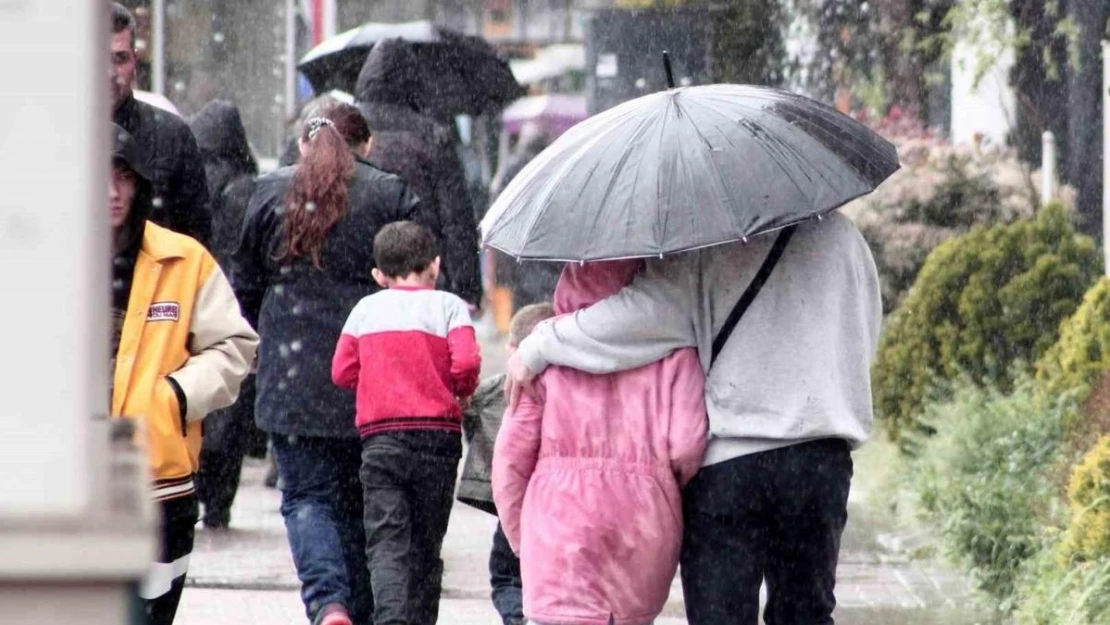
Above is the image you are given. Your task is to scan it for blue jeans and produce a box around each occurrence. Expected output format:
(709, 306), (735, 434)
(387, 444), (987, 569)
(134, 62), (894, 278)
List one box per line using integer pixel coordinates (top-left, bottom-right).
(272, 434), (372, 625)
(490, 523), (523, 625)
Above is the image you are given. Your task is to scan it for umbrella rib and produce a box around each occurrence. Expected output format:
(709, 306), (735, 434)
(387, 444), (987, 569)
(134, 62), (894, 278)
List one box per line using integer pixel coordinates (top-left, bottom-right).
(671, 98), (749, 240)
(706, 89), (890, 187)
(687, 98), (818, 208)
(515, 99), (661, 259)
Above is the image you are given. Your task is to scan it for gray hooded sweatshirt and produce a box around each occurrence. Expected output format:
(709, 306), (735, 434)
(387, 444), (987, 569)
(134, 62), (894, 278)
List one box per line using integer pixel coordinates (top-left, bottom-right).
(516, 212), (882, 466)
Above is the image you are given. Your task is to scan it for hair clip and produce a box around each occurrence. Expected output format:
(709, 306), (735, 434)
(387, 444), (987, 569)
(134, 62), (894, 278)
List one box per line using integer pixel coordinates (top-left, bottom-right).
(305, 117), (335, 140)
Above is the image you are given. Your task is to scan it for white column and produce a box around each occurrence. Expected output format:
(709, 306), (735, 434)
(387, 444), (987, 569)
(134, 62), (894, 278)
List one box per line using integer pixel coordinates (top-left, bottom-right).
(1103, 41), (1110, 275)
(1042, 131), (1058, 206)
(285, 0), (298, 122)
(0, 0), (152, 613)
(151, 0), (166, 95)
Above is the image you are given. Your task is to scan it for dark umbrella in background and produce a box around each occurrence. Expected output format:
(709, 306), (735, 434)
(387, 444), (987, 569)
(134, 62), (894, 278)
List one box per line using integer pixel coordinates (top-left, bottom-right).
(481, 82), (900, 261)
(298, 20), (523, 117)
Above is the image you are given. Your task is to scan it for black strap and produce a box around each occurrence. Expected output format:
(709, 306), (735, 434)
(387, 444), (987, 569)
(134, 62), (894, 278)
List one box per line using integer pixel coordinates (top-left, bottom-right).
(710, 225), (797, 365)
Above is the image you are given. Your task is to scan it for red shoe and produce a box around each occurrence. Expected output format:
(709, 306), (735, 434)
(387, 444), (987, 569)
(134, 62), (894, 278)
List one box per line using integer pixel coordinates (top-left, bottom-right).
(317, 605), (352, 625)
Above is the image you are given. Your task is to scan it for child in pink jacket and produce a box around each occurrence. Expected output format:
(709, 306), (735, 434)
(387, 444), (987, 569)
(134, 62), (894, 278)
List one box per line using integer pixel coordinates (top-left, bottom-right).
(492, 260), (708, 625)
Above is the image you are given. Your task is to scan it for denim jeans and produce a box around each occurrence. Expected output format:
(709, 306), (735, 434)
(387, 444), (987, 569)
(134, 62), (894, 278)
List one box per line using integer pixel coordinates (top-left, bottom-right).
(272, 434), (372, 625)
(680, 439), (853, 625)
(490, 523), (523, 625)
(361, 430), (462, 625)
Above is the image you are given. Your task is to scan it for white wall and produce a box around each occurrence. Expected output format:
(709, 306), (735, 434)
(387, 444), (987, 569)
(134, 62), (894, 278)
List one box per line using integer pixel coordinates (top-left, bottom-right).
(951, 37), (1016, 146)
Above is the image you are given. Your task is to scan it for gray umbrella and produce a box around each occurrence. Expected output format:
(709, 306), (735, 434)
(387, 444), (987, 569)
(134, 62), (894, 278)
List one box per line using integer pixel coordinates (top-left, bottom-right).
(480, 84), (900, 261)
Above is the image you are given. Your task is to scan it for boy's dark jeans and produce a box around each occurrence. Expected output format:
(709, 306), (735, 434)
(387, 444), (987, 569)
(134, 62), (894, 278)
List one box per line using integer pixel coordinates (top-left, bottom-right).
(271, 434), (373, 625)
(490, 523), (524, 625)
(361, 430), (462, 625)
(680, 439), (853, 625)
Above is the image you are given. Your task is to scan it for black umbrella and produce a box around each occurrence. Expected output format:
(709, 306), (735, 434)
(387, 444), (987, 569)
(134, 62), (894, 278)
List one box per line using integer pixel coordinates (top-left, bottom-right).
(481, 84), (900, 261)
(298, 21), (523, 117)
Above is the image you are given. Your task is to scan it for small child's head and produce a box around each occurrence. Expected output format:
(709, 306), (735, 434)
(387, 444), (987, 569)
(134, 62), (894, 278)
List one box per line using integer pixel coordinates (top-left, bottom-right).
(508, 302), (556, 354)
(372, 221), (440, 288)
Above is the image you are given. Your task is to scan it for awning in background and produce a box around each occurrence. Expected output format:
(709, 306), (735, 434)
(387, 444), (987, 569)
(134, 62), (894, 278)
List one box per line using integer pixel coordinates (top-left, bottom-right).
(509, 44), (585, 85)
(501, 93), (588, 136)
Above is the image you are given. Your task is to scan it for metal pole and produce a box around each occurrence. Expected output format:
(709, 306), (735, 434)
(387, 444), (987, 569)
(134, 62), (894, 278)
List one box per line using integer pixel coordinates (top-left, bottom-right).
(285, 0), (297, 123)
(151, 0), (165, 95)
(1042, 131), (1057, 206)
(1103, 41), (1110, 275)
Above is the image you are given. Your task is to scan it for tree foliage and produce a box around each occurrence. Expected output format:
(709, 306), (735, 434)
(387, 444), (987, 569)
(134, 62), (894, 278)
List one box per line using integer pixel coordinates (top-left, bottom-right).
(873, 204), (1099, 445)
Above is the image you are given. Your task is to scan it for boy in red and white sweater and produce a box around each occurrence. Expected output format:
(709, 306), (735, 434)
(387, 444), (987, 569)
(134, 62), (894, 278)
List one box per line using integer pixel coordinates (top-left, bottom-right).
(332, 221), (481, 625)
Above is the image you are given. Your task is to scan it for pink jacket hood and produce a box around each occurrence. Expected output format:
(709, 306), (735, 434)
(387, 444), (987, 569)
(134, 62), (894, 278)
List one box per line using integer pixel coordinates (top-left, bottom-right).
(493, 261), (708, 625)
(554, 260), (643, 314)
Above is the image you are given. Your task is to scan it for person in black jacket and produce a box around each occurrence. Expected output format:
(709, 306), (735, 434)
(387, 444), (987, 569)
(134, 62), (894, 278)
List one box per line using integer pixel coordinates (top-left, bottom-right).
(232, 102), (420, 625)
(355, 38), (482, 307)
(189, 100), (265, 529)
(489, 124), (562, 311)
(111, 3), (211, 245)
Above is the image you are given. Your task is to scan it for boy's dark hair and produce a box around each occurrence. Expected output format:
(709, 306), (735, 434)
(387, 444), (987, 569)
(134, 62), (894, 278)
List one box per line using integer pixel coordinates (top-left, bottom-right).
(374, 221), (438, 278)
(112, 3), (137, 46)
(509, 303), (555, 347)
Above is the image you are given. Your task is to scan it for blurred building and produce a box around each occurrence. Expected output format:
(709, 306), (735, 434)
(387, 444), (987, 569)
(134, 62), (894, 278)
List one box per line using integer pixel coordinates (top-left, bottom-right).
(116, 0), (612, 161)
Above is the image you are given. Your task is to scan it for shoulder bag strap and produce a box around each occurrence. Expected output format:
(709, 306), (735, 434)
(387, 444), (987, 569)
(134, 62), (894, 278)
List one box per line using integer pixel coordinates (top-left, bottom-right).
(710, 225), (798, 366)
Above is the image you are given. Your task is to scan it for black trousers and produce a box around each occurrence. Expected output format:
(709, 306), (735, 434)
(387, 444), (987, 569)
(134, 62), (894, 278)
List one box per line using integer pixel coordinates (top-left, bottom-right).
(361, 430), (462, 625)
(196, 376), (260, 527)
(680, 439), (853, 625)
(141, 494), (199, 625)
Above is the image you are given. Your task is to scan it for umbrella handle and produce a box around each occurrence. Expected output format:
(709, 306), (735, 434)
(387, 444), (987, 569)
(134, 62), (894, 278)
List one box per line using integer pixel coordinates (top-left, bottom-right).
(663, 51), (675, 89)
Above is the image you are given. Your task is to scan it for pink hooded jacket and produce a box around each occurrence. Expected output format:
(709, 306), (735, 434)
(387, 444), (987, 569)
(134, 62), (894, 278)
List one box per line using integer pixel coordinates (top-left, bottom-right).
(492, 260), (708, 625)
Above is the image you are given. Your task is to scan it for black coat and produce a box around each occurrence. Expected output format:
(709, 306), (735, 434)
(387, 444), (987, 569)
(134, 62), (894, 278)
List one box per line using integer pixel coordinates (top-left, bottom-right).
(190, 101), (265, 457)
(190, 100), (259, 268)
(232, 159), (420, 438)
(113, 93), (211, 245)
(356, 43), (482, 305)
(491, 142), (562, 309)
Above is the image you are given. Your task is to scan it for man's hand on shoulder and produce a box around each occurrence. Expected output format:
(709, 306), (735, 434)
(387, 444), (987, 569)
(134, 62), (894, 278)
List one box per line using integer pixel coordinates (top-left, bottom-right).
(504, 351), (540, 412)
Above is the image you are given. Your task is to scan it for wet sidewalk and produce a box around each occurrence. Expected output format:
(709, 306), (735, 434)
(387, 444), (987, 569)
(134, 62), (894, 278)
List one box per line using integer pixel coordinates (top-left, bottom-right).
(182, 318), (984, 623)
(185, 460), (981, 624)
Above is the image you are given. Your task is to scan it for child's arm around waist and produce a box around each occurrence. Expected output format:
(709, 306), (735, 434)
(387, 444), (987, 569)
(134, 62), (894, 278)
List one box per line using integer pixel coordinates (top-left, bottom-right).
(492, 383), (545, 554)
(668, 347), (708, 485)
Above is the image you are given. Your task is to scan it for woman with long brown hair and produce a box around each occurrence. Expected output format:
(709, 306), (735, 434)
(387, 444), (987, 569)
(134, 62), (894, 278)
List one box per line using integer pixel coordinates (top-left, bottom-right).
(233, 102), (419, 625)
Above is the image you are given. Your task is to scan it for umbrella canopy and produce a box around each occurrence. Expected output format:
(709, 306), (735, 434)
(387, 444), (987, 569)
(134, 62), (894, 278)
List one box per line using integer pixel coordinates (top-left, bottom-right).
(502, 94), (588, 137)
(298, 20), (439, 93)
(481, 84), (900, 262)
(299, 21), (523, 116)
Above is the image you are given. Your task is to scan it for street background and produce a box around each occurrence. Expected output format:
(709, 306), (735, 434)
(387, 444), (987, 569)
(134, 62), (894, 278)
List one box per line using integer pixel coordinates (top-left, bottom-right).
(176, 317), (984, 625)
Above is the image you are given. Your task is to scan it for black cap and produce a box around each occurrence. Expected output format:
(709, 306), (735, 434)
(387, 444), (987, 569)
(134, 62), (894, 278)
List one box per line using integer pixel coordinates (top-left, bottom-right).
(112, 123), (151, 184)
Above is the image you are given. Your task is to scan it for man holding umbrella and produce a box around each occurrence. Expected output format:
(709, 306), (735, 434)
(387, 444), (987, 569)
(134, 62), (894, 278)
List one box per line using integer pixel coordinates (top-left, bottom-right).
(491, 85), (892, 625)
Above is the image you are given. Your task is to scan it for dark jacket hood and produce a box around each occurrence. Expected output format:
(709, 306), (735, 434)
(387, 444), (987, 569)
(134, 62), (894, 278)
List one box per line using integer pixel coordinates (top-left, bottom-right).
(355, 38), (427, 113)
(190, 100), (256, 174)
(112, 123), (154, 247)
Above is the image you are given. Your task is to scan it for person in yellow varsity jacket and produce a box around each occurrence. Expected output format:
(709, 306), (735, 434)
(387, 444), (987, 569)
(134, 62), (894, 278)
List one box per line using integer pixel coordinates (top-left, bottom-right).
(110, 123), (258, 625)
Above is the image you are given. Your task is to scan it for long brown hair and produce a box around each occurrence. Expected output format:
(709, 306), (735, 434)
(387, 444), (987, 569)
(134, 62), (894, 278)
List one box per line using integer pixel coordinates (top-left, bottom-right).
(280, 102), (371, 268)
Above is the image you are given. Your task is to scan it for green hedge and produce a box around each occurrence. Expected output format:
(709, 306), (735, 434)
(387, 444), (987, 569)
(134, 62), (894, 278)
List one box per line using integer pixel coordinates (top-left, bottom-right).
(873, 204), (1099, 445)
(1062, 436), (1110, 565)
(1038, 277), (1110, 397)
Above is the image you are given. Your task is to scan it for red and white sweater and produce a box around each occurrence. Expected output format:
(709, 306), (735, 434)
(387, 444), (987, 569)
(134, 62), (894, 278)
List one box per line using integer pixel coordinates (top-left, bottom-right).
(332, 286), (481, 437)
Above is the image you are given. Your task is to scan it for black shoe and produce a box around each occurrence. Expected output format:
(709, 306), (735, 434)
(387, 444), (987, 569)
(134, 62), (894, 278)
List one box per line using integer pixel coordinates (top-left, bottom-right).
(202, 509), (231, 529)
